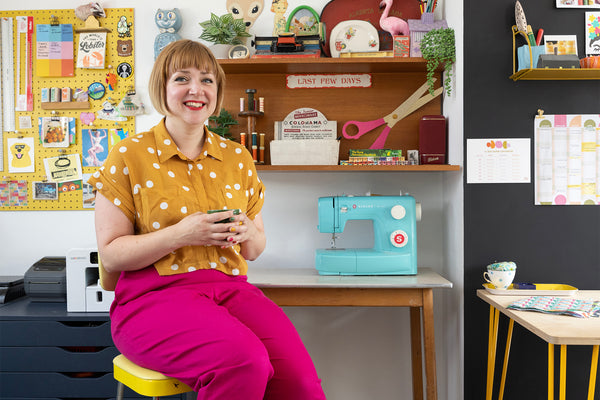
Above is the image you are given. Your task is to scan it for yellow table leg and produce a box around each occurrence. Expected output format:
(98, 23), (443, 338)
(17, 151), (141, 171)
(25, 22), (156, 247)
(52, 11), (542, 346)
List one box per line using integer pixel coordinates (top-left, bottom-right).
(588, 345), (599, 400)
(559, 345), (566, 400)
(498, 318), (514, 400)
(548, 343), (554, 400)
(487, 306), (500, 400)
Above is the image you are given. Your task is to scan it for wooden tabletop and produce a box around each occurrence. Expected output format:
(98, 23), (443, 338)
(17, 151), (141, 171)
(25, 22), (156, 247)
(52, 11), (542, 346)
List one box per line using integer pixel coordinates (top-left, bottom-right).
(477, 289), (600, 345)
(247, 267), (453, 289)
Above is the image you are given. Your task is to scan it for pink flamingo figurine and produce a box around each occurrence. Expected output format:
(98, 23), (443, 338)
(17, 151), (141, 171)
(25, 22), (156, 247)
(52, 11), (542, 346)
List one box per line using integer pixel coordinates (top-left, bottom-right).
(379, 0), (409, 36)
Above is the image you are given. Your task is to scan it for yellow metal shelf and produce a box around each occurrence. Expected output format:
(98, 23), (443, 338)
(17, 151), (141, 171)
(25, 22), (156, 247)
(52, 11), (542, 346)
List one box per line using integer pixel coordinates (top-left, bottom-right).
(510, 68), (600, 81)
(510, 25), (600, 81)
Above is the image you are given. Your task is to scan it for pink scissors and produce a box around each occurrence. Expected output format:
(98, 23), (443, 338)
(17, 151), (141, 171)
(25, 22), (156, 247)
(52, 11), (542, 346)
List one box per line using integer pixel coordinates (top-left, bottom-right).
(342, 81), (443, 149)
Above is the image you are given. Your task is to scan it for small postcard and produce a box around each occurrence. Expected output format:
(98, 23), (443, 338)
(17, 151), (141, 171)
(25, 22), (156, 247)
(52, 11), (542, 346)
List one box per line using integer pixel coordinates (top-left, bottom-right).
(43, 154), (83, 183)
(7, 137), (35, 173)
(77, 32), (106, 69)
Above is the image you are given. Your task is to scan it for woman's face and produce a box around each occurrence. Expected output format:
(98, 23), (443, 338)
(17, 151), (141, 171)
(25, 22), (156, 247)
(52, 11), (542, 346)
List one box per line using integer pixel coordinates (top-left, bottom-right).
(165, 66), (218, 127)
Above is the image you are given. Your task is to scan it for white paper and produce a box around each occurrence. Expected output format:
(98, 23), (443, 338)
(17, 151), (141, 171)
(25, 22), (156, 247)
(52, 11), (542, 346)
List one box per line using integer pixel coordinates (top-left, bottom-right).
(467, 138), (531, 184)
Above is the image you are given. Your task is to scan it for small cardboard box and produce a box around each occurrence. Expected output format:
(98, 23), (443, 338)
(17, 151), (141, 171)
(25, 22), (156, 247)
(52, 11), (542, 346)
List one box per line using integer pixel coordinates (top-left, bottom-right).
(270, 140), (340, 165)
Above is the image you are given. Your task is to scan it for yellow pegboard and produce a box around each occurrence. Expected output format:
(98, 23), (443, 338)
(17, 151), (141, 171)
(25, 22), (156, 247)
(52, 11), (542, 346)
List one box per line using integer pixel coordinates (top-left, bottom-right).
(0, 8), (135, 210)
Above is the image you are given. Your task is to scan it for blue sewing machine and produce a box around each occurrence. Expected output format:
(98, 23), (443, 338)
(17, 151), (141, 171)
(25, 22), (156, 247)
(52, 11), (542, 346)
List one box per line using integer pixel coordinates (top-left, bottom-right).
(315, 195), (420, 275)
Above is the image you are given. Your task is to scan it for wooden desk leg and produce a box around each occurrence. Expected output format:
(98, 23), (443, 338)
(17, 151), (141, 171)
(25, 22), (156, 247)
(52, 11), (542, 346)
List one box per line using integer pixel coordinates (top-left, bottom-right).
(410, 307), (424, 400)
(559, 345), (567, 400)
(548, 343), (554, 400)
(498, 318), (514, 400)
(486, 305), (500, 400)
(588, 345), (599, 400)
(422, 289), (437, 400)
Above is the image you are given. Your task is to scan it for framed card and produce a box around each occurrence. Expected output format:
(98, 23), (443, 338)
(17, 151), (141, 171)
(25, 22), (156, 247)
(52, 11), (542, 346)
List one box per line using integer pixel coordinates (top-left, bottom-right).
(286, 6), (320, 36)
(32, 181), (58, 200)
(544, 34), (578, 55)
(586, 12), (600, 55)
(556, 0), (600, 8)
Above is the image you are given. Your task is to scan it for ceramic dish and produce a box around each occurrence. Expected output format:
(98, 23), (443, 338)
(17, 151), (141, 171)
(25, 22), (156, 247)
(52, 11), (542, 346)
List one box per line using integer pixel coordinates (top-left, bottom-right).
(329, 20), (379, 58)
(482, 283), (578, 296)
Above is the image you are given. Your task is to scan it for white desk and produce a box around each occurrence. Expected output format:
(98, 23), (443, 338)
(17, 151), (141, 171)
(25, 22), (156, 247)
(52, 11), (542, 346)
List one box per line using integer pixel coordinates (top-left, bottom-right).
(477, 289), (600, 400)
(247, 267), (452, 400)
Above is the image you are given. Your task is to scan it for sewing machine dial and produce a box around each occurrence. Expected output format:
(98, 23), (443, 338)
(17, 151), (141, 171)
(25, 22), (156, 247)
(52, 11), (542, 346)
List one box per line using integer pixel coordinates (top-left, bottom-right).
(390, 230), (408, 248)
(390, 205), (406, 219)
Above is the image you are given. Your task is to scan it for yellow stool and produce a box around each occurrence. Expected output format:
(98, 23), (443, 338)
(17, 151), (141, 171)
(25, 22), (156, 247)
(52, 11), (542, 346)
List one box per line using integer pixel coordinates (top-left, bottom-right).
(113, 354), (193, 400)
(98, 260), (193, 399)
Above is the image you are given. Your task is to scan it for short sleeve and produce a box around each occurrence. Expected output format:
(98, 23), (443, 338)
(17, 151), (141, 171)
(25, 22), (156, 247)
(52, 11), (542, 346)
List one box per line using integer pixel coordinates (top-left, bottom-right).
(88, 143), (136, 224)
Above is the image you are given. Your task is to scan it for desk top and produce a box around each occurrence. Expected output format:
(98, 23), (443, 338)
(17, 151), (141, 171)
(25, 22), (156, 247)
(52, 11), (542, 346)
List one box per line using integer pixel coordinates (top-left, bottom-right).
(248, 267), (453, 289)
(477, 289), (600, 345)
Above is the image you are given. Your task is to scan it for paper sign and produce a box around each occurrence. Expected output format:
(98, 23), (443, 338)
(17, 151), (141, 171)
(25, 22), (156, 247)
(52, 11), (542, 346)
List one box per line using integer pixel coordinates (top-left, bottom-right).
(467, 138), (531, 184)
(274, 107), (337, 140)
(286, 74), (371, 89)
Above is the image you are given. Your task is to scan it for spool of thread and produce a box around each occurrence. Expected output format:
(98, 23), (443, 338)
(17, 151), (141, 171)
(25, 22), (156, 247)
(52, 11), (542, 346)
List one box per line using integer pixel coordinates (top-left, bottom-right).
(246, 89), (256, 111)
(240, 132), (246, 147)
(240, 97), (245, 112)
(259, 133), (265, 163)
(251, 132), (258, 162)
(259, 97), (265, 113)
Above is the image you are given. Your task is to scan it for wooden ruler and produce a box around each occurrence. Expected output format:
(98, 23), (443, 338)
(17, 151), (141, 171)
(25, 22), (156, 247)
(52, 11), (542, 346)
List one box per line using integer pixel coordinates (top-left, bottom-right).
(1, 17), (17, 171)
(16, 16), (33, 112)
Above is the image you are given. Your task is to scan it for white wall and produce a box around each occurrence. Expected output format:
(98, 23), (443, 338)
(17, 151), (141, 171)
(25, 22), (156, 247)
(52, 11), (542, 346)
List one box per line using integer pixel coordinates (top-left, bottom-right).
(0, 1), (464, 399)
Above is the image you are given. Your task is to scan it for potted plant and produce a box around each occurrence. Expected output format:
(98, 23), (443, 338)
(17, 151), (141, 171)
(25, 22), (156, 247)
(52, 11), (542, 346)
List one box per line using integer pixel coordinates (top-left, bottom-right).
(420, 27), (456, 96)
(208, 109), (239, 140)
(199, 13), (251, 58)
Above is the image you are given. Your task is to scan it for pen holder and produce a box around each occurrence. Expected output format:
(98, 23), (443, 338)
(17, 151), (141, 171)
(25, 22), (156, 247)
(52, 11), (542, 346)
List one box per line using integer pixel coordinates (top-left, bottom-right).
(517, 44), (545, 71)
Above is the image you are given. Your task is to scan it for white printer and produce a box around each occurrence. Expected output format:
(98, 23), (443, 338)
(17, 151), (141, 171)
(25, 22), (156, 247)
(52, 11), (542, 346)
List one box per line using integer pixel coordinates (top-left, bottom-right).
(66, 248), (115, 312)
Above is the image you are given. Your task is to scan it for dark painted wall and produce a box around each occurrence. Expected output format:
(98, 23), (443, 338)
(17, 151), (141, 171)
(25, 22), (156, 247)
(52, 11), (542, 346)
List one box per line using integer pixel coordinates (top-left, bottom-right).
(464, 0), (600, 398)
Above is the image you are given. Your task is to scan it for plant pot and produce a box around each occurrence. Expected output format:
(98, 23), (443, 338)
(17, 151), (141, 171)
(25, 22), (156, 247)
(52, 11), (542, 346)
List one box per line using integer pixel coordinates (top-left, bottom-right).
(210, 44), (232, 59)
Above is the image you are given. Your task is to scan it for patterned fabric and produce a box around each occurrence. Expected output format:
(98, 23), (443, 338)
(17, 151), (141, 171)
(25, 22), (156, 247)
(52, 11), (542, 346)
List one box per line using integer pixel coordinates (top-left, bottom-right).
(508, 296), (600, 318)
(88, 118), (265, 277)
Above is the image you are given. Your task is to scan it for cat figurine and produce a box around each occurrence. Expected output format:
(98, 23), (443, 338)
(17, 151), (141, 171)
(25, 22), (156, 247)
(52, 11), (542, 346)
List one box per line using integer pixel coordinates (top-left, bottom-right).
(154, 8), (182, 59)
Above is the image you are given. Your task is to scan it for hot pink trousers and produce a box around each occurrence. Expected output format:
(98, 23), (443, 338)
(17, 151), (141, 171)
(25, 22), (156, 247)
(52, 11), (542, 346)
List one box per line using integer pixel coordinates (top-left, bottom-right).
(110, 267), (327, 400)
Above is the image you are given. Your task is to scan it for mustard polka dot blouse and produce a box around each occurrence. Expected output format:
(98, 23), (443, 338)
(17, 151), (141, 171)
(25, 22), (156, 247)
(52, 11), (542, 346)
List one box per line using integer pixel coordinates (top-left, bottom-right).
(88, 119), (265, 277)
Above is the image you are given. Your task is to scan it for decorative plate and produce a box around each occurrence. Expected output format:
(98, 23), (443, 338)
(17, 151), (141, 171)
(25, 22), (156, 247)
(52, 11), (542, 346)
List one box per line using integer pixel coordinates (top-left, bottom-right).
(329, 20), (379, 58)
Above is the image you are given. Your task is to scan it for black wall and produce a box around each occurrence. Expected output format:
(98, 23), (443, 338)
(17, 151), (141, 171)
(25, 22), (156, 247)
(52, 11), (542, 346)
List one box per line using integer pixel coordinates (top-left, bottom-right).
(464, 0), (600, 398)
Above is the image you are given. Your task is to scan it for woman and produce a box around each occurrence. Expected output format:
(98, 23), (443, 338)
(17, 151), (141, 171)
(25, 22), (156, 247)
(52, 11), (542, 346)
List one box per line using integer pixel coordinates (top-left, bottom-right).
(89, 39), (326, 400)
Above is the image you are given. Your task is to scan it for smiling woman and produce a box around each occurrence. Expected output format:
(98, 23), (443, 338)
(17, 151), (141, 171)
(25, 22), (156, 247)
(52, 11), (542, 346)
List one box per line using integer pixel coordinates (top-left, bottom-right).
(87, 39), (326, 400)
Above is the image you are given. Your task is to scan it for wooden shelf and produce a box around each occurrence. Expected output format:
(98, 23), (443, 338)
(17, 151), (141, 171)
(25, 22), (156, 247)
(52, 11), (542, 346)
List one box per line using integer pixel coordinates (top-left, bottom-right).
(219, 57), (436, 74)
(510, 68), (600, 81)
(219, 57), (446, 168)
(41, 101), (90, 110)
(256, 164), (460, 172)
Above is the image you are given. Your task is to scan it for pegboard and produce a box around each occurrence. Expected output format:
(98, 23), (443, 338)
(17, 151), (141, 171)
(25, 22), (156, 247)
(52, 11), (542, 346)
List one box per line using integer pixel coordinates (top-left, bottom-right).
(0, 8), (135, 210)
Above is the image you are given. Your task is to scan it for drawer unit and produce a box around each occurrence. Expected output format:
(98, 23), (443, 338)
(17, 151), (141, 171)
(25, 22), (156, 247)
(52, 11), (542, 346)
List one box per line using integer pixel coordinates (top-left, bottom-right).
(0, 297), (185, 399)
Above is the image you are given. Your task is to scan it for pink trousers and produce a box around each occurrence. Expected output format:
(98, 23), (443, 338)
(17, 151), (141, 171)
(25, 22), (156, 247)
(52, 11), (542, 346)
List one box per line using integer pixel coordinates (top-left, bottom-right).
(110, 267), (326, 400)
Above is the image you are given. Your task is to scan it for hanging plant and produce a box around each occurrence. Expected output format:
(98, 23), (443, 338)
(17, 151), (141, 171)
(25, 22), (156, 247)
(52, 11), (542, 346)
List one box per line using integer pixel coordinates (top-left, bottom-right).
(420, 28), (456, 96)
(199, 13), (251, 45)
(208, 109), (239, 140)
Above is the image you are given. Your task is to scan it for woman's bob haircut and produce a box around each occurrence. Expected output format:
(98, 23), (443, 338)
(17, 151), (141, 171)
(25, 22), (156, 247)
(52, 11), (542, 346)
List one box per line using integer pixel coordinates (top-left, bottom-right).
(149, 39), (226, 116)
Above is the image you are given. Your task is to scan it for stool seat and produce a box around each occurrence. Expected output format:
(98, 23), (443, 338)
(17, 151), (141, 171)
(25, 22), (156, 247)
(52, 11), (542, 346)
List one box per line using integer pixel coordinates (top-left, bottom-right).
(113, 354), (193, 398)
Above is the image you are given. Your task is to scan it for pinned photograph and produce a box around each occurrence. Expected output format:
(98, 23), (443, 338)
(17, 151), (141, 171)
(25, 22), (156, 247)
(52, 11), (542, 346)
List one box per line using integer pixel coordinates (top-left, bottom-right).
(32, 181), (58, 200)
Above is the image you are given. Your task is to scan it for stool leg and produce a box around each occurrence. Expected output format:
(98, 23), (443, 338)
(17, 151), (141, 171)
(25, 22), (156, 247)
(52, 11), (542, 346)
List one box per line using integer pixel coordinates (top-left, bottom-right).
(498, 318), (514, 400)
(548, 343), (554, 400)
(116, 382), (124, 400)
(559, 345), (566, 400)
(587, 345), (599, 400)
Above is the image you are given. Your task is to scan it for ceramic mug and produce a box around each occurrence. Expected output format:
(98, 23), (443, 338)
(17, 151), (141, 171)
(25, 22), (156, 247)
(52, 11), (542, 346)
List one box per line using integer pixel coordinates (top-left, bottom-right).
(483, 269), (516, 290)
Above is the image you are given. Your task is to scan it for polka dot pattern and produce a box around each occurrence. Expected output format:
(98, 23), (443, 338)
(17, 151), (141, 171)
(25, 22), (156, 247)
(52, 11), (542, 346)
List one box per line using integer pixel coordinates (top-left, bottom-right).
(86, 122), (265, 278)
